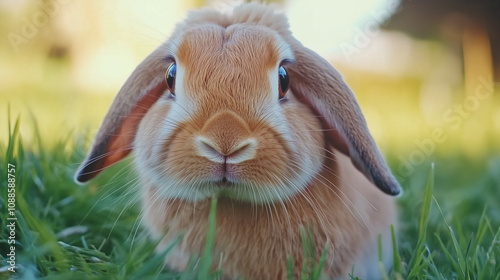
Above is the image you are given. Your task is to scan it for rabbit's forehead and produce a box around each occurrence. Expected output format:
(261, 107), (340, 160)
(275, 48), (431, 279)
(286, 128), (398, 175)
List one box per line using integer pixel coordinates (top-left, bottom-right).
(176, 24), (282, 69)
(174, 25), (290, 99)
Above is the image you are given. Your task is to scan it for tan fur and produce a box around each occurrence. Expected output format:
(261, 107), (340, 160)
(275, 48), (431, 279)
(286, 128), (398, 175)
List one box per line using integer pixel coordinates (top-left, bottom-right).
(139, 114), (395, 278)
(76, 3), (400, 279)
(135, 92), (396, 278)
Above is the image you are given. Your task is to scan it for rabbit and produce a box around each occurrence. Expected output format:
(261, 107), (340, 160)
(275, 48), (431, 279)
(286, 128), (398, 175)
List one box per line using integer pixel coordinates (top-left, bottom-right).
(75, 3), (401, 279)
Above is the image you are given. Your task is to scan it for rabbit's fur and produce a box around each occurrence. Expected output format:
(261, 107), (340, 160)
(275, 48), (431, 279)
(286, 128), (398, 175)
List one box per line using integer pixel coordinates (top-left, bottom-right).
(76, 3), (400, 279)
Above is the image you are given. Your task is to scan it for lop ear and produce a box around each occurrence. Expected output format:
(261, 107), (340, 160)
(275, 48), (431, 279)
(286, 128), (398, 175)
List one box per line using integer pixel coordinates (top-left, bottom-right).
(75, 47), (169, 183)
(287, 42), (401, 196)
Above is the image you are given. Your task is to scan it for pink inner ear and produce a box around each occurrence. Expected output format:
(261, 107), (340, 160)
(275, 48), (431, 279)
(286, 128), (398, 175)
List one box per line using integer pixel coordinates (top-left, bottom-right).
(102, 81), (167, 169)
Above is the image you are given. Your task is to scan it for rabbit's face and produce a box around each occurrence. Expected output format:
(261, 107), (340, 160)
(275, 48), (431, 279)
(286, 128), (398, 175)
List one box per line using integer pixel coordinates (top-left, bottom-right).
(134, 24), (325, 203)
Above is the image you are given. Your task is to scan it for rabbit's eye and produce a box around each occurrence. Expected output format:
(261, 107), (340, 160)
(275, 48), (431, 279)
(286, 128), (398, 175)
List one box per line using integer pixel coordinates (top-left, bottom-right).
(278, 66), (289, 100)
(166, 63), (176, 96)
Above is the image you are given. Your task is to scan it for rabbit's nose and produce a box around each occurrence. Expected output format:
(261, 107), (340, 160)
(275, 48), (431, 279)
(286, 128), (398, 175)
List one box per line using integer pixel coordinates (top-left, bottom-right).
(194, 110), (257, 164)
(195, 137), (257, 164)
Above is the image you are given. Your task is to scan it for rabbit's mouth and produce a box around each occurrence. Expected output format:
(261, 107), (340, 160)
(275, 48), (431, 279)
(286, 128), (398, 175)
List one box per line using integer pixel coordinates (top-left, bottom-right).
(215, 177), (232, 188)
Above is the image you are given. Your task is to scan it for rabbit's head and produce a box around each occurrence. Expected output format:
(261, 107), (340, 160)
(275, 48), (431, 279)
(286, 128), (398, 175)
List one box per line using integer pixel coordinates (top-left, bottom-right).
(75, 3), (400, 203)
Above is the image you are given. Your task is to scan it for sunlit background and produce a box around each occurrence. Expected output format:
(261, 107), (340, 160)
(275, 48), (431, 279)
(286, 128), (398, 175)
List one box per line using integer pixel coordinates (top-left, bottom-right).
(0, 0), (499, 184)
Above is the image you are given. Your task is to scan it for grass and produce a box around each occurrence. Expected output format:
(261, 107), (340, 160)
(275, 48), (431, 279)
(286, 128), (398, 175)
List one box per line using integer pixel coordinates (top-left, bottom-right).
(0, 112), (499, 280)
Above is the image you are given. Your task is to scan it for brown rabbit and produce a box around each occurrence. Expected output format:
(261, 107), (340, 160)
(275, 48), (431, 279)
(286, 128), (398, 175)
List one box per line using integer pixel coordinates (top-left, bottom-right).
(75, 3), (400, 279)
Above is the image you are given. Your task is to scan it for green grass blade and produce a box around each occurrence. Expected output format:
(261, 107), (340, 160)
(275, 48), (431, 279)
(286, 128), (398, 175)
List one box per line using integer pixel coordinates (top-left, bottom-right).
(471, 208), (489, 258)
(391, 224), (402, 274)
(378, 234), (383, 261)
(434, 196), (466, 279)
(6, 114), (21, 162)
(479, 227), (500, 280)
(7, 104), (11, 136)
(58, 241), (111, 262)
(16, 192), (69, 271)
(131, 235), (182, 279)
(463, 233), (473, 279)
(377, 233), (390, 280)
(307, 226), (315, 279)
(435, 233), (462, 274)
(300, 226), (309, 280)
(407, 163), (435, 273)
(449, 228), (467, 279)
(312, 242), (329, 280)
(421, 250), (439, 278)
(179, 256), (198, 280)
(198, 196), (218, 279)
(287, 256), (294, 280)
(418, 164), (434, 238)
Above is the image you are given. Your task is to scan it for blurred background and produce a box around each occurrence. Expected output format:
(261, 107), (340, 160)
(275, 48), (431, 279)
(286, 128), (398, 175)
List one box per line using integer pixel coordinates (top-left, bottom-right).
(0, 0), (499, 186)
